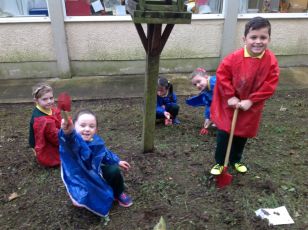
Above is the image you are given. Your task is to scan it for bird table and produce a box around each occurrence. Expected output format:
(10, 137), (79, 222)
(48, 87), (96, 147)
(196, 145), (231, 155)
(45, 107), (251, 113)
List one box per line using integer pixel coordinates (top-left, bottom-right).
(126, 0), (191, 152)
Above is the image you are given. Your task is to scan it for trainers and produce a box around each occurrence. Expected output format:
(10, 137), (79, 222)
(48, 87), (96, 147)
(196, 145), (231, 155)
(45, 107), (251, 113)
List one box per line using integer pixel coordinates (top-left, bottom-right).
(172, 118), (181, 125)
(116, 193), (133, 207)
(233, 162), (247, 173)
(210, 164), (224, 175)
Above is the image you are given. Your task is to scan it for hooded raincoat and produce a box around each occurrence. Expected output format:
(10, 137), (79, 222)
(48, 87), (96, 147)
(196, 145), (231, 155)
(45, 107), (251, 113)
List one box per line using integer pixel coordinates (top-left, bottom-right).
(59, 130), (120, 216)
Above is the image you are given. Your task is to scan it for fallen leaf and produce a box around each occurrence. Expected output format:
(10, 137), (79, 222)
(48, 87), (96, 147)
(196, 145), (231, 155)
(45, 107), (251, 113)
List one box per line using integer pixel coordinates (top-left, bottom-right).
(153, 216), (167, 230)
(8, 192), (19, 201)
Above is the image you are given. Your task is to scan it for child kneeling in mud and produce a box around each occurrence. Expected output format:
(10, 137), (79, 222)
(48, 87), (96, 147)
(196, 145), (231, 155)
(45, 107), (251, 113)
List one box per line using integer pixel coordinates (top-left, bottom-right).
(59, 109), (132, 221)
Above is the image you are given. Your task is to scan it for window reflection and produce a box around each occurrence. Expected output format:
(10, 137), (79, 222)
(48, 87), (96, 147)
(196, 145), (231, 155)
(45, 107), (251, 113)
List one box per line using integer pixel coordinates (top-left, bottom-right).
(0, 0), (48, 17)
(185, 0), (223, 14)
(65, 0), (126, 16)
(239, 0), (308, 13)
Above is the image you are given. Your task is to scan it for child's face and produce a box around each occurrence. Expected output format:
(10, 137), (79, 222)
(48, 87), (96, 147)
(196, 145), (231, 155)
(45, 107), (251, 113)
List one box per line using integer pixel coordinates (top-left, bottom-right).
(191, 75), (208, 91)
(157, 86), (168, 96)
(36, 91), (54, 110)
(243, 27), (270, 57)
(75, 113), (97, 142)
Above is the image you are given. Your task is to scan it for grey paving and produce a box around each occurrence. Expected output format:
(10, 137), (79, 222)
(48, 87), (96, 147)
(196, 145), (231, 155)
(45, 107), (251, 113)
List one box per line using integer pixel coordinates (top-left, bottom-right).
(0, 67), (307, 104)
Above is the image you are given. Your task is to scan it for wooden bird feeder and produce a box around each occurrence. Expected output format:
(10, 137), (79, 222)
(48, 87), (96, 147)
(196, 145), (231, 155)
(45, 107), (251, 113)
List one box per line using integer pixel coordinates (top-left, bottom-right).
(126, 0), (192, 24)
(126, 0), (191, 153)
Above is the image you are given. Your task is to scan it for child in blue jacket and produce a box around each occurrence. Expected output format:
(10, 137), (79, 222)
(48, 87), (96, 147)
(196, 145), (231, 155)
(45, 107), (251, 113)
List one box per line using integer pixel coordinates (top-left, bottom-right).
(156, 76), (180, 125)
(186, 68), (216, 131)
(59, 109), (132, 221)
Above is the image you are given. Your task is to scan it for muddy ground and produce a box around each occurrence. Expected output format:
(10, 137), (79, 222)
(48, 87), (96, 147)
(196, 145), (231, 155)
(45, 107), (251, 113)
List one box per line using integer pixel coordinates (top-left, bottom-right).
(0, 89), (307, 230)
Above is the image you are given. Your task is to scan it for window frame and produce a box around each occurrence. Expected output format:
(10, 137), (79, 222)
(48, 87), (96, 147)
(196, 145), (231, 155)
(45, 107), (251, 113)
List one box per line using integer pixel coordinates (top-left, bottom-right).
(0, 0), (307, 23)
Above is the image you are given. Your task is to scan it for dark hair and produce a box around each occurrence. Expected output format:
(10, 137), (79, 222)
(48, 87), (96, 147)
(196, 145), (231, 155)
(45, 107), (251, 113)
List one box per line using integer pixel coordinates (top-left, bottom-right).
(244, 17), (271, 37)
(157, 76), (174, 101)
(73, 109), (98, 126)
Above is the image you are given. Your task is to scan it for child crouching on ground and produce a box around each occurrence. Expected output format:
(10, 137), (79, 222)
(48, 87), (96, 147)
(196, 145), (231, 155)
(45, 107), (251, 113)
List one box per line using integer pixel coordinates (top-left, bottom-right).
(59, 109), (133, 219)
(29, 83), (61, 167)
(186, 67), (216, 132)
(156, 76), (180, 125)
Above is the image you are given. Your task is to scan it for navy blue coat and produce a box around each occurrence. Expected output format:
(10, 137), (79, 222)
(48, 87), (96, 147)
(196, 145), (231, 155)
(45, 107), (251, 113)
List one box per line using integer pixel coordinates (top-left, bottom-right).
(156, 92), (178, 117)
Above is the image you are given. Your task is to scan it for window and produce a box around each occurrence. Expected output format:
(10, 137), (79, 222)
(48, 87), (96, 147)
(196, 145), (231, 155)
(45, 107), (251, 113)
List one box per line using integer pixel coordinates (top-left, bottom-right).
(186, 0), (223, 14)
(65, 0), (126, 16)
(239, 0), (308, 14)
(0, 0), (48, 17)
(64, 0), (224, 17)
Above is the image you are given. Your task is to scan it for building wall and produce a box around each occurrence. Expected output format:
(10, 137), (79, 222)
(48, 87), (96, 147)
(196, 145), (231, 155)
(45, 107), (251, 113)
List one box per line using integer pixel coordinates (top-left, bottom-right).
(0, 19), (307, 79)
(0, 22), (57, 79)
(66, 20), (223, 76)
(235, 18), (308, 66)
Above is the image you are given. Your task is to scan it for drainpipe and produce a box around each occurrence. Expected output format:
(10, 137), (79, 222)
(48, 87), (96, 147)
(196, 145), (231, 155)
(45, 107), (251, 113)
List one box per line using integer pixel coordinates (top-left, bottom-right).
(47, 0), (71, 78)
(220, 0), (240, 60)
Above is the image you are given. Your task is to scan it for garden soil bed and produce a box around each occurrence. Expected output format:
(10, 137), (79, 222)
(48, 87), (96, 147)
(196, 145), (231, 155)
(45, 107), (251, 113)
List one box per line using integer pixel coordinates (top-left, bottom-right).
(1, 89), (307, 229)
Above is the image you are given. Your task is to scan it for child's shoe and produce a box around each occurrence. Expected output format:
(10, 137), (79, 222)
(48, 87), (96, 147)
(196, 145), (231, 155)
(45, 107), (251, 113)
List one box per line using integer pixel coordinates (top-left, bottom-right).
(116, 193), (133, 207)
(210, 164), (224, 175)
(172, 117), (181, 125)
(233, 162), (247, 173)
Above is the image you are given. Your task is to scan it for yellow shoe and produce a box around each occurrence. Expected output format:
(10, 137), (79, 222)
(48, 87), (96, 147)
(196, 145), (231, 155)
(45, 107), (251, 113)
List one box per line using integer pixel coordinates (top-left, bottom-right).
(234, 163), (247, 173)
(210, 164), (223, 175)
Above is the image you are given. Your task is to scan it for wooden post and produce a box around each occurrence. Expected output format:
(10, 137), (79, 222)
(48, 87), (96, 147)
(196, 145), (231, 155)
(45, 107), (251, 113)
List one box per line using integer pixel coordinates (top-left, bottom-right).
(126, 0), (191, 152)
(142, 24), (162, 152)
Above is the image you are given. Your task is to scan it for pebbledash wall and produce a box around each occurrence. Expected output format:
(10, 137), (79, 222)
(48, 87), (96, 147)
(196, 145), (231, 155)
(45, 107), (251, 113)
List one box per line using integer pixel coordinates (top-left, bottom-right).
(0, 2), (307, 79)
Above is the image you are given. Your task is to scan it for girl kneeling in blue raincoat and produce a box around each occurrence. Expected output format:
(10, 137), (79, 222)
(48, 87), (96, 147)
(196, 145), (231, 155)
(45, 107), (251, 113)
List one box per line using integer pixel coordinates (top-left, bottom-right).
(59, 109), (133, 218)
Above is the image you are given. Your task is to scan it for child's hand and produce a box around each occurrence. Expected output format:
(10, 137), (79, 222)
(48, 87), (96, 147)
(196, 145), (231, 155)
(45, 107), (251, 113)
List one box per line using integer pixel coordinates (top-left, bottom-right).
(238, 99), (253, 111)
(61, 118), (73, 135)
(204, 119), (212, 129)
(119, 161), (131, 171)
(227, 96), (240, 108)
(164, 111), (171, 119)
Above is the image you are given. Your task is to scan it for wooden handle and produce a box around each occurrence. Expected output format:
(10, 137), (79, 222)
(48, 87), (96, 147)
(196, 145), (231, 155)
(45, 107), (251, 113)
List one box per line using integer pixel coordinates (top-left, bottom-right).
(223, 108), (239, 167)
(62, 111), (69, 122)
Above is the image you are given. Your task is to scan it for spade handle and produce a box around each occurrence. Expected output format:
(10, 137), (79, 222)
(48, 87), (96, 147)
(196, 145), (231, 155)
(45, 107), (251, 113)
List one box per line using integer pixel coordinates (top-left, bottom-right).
(223, 108), (239, 167)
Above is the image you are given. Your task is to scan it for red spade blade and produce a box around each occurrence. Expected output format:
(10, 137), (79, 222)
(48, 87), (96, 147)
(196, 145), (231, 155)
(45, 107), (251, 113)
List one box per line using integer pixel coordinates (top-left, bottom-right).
(216, 167), (233, 188)
(199, 128), (209, 135)
(58, 92), (71, 112)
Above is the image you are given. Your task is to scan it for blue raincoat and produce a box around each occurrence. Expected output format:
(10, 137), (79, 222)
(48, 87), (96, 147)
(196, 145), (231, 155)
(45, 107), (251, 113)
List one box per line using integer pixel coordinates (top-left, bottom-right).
(59, 129), (120, 216)
(186, 76), (216, 119)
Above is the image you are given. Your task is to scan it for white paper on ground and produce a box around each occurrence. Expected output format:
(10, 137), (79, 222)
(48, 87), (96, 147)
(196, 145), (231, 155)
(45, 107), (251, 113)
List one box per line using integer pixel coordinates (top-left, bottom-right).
(255, 206), (294, 225)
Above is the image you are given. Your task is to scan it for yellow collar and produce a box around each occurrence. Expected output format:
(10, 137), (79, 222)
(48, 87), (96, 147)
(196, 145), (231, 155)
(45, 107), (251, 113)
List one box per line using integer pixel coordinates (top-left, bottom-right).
(244, 46), (265, 59)
(36, 104), (52, 115)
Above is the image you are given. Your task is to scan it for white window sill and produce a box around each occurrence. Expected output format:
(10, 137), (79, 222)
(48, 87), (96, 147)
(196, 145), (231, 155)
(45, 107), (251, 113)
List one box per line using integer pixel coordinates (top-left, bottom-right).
(0, 12), (307, 23)
(0, 16), (50, 23)
(238, 13), (308, 19)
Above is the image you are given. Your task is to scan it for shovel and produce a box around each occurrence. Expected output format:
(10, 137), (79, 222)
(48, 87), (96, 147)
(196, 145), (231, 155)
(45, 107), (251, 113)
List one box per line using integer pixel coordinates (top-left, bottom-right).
(216, 108), (239, 188)
(57, 92), (71, 122)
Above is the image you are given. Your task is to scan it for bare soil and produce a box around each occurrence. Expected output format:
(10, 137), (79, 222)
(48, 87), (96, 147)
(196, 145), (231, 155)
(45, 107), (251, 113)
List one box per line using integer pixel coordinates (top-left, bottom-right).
(0, 89), (307, 230)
